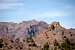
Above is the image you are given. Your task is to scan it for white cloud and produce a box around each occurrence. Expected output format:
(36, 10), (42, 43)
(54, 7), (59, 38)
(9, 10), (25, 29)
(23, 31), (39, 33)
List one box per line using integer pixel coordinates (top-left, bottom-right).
(0, 0), (24, 10)
(0, 0), (23, 3)
(0, 3), (24, 10)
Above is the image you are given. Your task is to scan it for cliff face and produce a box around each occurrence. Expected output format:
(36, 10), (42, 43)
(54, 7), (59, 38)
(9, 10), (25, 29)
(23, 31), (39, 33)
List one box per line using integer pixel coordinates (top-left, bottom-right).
(0, 21), (75, 50)
(0, 22), (8, 37)
(0, 20), (48, 39)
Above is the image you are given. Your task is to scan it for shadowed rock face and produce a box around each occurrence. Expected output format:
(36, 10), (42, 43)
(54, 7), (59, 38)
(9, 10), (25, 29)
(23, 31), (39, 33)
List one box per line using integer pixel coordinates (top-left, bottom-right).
(0, 21), (75, 50)
(0, 24), (8, 37)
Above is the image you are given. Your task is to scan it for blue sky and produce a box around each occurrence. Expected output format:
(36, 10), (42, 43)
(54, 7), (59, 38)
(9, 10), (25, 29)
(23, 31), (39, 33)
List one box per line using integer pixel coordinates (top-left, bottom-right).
(0, 0), (75, 28)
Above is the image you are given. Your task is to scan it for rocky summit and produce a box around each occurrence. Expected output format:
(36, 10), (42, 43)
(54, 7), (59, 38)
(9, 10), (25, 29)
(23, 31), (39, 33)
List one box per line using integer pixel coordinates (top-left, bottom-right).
(0, 20), (75, 50)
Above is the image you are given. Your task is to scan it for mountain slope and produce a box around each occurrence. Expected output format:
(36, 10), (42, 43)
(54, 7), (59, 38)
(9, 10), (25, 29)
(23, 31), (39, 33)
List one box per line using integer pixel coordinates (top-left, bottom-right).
(0, 21), (75, 50)
(33, 22), (75, 50)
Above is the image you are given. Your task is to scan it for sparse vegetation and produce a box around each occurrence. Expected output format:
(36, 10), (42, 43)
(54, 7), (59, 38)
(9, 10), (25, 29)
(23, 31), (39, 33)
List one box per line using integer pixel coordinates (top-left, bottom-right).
(54, 46), (57, 50)
(0, 44), (4, 48)
(26, 37), (34, 43)
(63, 36), (66, 38)
(0, 38), (4, 48)
(27, 37), (37, 47)
(55, 38), (75, 50)
(0, 39), (3, 44)
(28, 48), (31, 50)
(42, 42), (49, 50)
(54, 39), (59, 46)
(60, 38), (72, 50)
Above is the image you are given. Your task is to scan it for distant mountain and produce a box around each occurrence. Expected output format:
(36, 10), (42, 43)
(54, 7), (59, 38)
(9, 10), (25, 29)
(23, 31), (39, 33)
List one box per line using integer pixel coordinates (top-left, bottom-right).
(0, 20), (48, 39)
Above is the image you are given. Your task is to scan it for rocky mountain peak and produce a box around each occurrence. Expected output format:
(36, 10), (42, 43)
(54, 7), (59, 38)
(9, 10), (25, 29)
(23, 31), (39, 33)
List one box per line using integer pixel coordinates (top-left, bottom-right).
(48, 22), (61, 31)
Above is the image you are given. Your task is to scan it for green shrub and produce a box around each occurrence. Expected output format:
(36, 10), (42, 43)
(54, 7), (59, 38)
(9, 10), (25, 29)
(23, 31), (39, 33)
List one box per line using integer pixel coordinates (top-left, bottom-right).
(53, 38), (75, 50)
(26, 37), (34, 43)
(54, 46), (57, 50)
(32, 42), (37, 47)
(54, 40), (59, 46)
(0, 44), (4, 48)
(27, 37), (37, 47)
(42, 42), (49, 50)
(60, 38), (73, 50)
(0, 39), (3, 44)
(28, 48), (31, 50)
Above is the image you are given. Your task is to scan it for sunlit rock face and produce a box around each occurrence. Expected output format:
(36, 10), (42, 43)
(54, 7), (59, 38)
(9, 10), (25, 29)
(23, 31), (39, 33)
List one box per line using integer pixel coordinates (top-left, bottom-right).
(33, 22), (75, 48)
(48, 22), (63, 31)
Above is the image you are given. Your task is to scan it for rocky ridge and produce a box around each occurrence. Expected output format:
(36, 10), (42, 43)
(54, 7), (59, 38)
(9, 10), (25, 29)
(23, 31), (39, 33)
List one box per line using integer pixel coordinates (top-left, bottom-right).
(0, 20), (75, 50)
